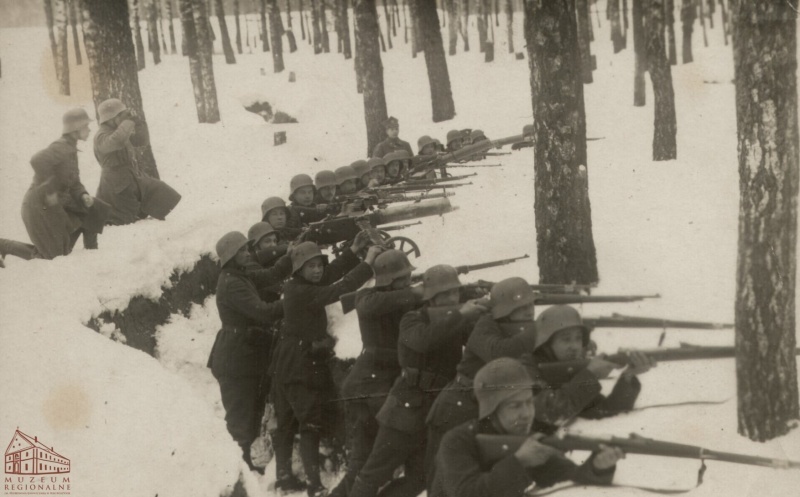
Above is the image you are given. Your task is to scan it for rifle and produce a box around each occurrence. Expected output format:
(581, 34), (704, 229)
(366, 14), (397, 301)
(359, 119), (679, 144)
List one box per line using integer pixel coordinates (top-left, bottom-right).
(339, 254), (530, 314)
(484, 152), (511, 156)
(366, 183), (472, 195)
(537, 343), (800, 385)
(405, 173), (477, 185)
(584, 313), (734, 330)
(409, 133), (524, 177)
(476, 432), (800, 469)
(447, 163), (504, 168)
(380, 221), (422, 231)
(461, 280), (652, 301)
(334, 191), (455, 212)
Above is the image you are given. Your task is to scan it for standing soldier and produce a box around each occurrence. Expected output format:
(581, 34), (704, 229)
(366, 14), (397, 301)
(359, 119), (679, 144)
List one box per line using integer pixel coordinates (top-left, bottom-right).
(314, 170), (338, 205)
(270, 237), (381, 496)
(93, 98), (181, 225)
(432, 358), (622, 497)
(246, 221), (291, 302)
(286, 174), (329, 228)
(329, 250), (424, 497)
(1, 108), (110, 267)
(207, 232), (289, 473)
(372, 116), (414, 159)
(348, 265), (488, 497)
(532, 305), (655, 431)
(425, 278), (538, 492)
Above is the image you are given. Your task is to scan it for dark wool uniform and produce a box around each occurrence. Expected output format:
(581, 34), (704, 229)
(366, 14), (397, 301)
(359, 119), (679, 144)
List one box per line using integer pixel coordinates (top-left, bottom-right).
(286, 202), (328, 229)
(206, 255), (290, 465)
(270, 249), (373, 488)
(348, 306), (478, 497)
(329, 287), (421, 497)
(18, 135), (109, 259)
(425, 315), (537, 492)
(431, 418), (615, 497)
(372, 137), (414, 159)
(94, 119), (181, 225)
(246, 244), (289, 303)
(531, 347), (642, 433)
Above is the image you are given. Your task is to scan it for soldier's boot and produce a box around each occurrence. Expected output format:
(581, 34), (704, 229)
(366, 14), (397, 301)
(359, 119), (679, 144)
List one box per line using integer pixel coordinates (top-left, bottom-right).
(0, 238), (41, 265)
(299, 429), (326, 497)
(83, 231), (99, 250)
(273, 430), (306, 493)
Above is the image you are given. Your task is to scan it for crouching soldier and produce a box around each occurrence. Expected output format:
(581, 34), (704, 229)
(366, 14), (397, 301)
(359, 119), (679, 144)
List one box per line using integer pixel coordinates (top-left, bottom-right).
(372, 116), (414, 159)
(315, 170), (338, 205)
(351, 160), (372, 191)
(270, 236), (381, 496)
(287, 174), (329, 228)
(207, 232), (289, 473)
(432, 358), (622, 497)
(335, 165), (360, 196)
(329, 250), (424, 497)
(425, 278), (538, 491)
(366, 158), (386, 188)
(531, 305), (655, 431)
(348, 265), (488, 497)
(261, 196), (303, 242)
(445, 130), (463, 153)
(382, 150), (412, 185)
(93, 98), (181, 225)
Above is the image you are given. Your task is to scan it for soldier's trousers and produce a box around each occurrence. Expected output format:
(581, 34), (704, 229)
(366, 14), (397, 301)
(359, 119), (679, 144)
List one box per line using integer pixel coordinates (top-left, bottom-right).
(272, 381), (325, 487)
(330, 399), (381, 497)
(0, 238), (41, 261)
(349, 425), (427, 497)
(217, 375), (269, 453)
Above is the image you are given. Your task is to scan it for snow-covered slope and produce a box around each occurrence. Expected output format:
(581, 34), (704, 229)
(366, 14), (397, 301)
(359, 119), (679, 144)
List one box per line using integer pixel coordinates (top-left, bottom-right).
(1, 4), (799, 497)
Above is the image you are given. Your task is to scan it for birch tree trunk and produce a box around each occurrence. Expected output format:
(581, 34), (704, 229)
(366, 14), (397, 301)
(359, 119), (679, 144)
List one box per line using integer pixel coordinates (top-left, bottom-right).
(646, 0), (677, 160)
(54, 0), (71, 95)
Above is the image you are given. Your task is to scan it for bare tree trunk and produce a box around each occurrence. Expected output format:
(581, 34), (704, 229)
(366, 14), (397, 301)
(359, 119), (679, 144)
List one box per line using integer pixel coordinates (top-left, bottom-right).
(321, 0), (330, 52)
(633, 0), (646, 105)
(417, 0), (455, 122)
(622, 0), (628, 48)
(259, 0), (271, 51)
(194, 0), (220, 120)
(299, 0), (307, 40)
(54, 0), (70, 95)
(158, 0), (168, 52)
(697, 0), (708, 47)
(147, 0), (162, 64)
(576, 0), (592, 83)
(610, 0), (624, 53)
(215, 0), (236, 62)
(460, 0), (469, 51)
(44, 0), (59, 75)
(267, 0), (284, 71)
(409, 0), (420, 57)
(338, 0), (352, 58)
(311, 0), (322, 53)
(234, 0), (243, 53)
(525, 0), (598, 285)
(706, 0), (714, 28)
(681, 0), (694, 63)
(505, 0), (513, 53)
(68, 0), (82, 65)
(131, 0), (147, 69)
(354, 0), (388, 156)
(647, 0), (677, 160)
(477, 0), (487, 52)
(732, 0), (800, 444)
(355, 21), (364, 92)
(400, 0), (409, 44)
(719, 0), (728, 46)
(166, 0), (178, 54)
(666, 0), (677, 64)
(380, 0), (392, 50)
(81, 0), (161, 177)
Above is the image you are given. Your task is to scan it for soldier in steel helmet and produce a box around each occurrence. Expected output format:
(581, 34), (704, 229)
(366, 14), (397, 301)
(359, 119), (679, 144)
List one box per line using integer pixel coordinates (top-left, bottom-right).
(382, 150), (412, 185)
(348, 265), (488, 497)
(366, 158), (386, 188)
(335, 165), (360, 196)
(245, 221), (293, 303)
(270, 236), (383, 496)
(432, 358), (622, 497)
(261, 196), (303, 242)
(207, 231), (292, 474)
(530, 305), (655, 432)
(351, 160), (372, 192)
(1, 108), (110, 267)
(372, 116), (414, 159)
(425, 277), (539, 492)
(314, 170), (338, 205)
(445, 130), (463, 153)
(329, 250), (424, 497)
(511, 124), (535, 151)
(93, 98), (181, 225)
(286, 174), (331, 230)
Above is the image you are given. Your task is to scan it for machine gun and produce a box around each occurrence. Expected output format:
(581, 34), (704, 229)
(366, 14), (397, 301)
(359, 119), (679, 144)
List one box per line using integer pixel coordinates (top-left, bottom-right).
(476, 431), (800, 470)
(409, 133), (524, 178)
(333, 191), (456, 212)
(536, 343), (800, 385)
(339, 254), (531, 314)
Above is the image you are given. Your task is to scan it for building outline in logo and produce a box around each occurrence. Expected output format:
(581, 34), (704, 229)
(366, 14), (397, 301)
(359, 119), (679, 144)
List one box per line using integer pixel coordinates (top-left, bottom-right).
(4, 428), (70, 475)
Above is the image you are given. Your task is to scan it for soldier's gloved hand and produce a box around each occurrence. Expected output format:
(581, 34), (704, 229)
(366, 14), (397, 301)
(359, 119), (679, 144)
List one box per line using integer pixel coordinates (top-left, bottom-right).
(350, 231), (371, 253)
(591, 444), (625, 470)
(364, 245), (384, 266)
(82, 194), (94, 208)
(586, 357), (619, 379)
(118, 119), (137, 135)
(621, 350), (656, 379)
(514, 434), (562, 468)
(459, 299), (488, 319)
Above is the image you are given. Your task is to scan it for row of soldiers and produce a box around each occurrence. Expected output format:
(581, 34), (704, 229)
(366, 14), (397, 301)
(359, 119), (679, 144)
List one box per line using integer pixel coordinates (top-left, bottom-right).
(0, 101), (181, 267)
(210, 158), (656, 497)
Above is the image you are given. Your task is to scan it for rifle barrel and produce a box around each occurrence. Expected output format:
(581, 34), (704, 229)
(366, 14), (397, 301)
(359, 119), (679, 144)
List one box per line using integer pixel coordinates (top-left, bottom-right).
(534, 294), (661, 305)
(605, 313), (734, 329)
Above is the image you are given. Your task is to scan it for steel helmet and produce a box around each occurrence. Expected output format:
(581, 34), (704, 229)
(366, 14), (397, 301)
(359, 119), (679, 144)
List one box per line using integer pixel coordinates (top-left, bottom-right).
(474, 358), (535, 419)
(446, 129), (462, 145)
(471, 129), (487, 142)
(373, 250), (416, 287)
(460, 129), (473, 141)
(315, 170), (338, 190)
(335, 165), (358, 185)
(490, 277), (537, 319)
(97, 98), (128, 124)
(534, 305), (589, 350)
(422, 264), (462, 301)
(289, 174), (315, 197)
(367, 157), (386, 171)
(383, 150), (412, 163)
(216, 231), (248, 267)
(350, 160), (371, 178)
(417, 135), (436, 152)
(247, 221), (277, 245)
(62, 108), (92, 134)
(522, 124), (534, 137)
(261, 196), (287, 220)
(291, 241), (329, 273)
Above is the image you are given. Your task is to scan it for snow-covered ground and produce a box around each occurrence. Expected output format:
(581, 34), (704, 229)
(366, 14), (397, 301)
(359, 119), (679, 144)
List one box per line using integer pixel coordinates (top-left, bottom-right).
(1, 3), (799, 497)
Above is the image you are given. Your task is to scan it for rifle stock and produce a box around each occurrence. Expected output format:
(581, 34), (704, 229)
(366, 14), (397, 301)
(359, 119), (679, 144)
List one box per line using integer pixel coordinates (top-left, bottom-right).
(476, 433), (800, 469)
